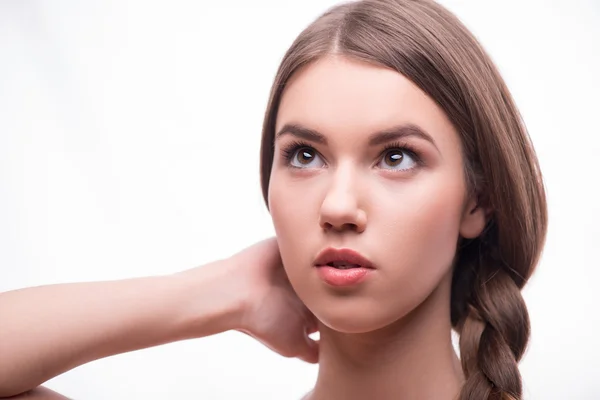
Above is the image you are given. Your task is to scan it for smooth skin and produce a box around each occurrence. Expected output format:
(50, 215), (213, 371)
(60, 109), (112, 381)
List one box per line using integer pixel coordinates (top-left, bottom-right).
(3, 387), (70, 400)
(0, 238), (318, 398)
(269, 55), (487, 400)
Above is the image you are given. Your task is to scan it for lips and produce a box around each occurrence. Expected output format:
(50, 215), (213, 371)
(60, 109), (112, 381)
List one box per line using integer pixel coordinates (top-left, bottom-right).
(314, 247), (376, 269)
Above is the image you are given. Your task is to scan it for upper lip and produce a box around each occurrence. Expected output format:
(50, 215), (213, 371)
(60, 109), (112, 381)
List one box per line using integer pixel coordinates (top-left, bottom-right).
(314, 247), (376, 269)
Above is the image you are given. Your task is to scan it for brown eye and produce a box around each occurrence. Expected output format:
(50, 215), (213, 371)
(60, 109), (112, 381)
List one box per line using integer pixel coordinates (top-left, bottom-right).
(384, 150), (404, 167)
(378, 148), (417, 171)
(296, 148), (316, 165)
(288, 146), (325, 169)
(281, 141), (326, 169)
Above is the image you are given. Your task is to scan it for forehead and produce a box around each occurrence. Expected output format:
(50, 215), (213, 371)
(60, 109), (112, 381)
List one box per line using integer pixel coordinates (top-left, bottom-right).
(276, 55), (457, 147)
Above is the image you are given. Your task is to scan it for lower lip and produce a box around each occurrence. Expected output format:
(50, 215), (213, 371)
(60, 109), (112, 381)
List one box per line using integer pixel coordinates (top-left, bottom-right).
(315, 265), (373, 286)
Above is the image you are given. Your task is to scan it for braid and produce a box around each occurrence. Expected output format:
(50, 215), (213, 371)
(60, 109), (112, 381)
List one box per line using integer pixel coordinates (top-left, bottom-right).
(453, 236), (530, 400)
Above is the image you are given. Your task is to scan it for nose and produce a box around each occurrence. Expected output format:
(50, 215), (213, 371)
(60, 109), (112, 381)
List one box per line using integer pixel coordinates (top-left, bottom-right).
(318, 164), (367, 233)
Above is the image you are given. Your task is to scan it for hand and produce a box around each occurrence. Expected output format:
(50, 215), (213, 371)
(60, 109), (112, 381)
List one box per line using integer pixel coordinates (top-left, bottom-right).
(231, 237), (320, 364)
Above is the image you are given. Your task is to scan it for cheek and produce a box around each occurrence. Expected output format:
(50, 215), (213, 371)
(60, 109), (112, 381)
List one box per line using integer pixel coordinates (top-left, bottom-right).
(384, 178), (464, 264)
(268, 172), (306, 239)
(267, 171), (316, 274)
(364, 176), (465, 319)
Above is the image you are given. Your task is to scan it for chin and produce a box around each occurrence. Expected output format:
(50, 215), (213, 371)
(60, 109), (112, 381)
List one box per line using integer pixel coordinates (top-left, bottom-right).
(317, 312), (401, 334)
(319, 319), (385, 334)
(308, 297), (408, 334)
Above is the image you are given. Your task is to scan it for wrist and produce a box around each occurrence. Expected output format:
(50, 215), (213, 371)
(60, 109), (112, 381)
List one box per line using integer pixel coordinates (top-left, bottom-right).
(171, 258), (248, 339)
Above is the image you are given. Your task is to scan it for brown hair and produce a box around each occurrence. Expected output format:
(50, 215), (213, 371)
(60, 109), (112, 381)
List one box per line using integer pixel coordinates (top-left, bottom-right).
(258, 1), (547, 399)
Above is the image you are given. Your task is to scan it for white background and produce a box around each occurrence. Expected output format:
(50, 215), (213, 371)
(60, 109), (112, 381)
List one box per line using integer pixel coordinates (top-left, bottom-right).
(1, 0), (599, 399)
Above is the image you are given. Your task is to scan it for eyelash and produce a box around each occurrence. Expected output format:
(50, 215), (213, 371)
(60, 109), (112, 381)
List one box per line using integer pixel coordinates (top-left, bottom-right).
(280, 140), (423, 171)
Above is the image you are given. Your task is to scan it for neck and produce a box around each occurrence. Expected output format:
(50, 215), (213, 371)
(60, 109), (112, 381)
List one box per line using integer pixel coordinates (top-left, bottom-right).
(307, 275), (464, 400)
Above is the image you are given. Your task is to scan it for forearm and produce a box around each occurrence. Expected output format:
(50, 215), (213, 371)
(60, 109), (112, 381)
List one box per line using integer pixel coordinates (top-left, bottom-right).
(1, 386), (71, 400)
(0, 260), (244, 397)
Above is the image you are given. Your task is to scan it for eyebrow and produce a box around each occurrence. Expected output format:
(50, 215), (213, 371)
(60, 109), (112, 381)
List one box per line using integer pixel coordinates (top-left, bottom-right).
(275, 123), (440, 152)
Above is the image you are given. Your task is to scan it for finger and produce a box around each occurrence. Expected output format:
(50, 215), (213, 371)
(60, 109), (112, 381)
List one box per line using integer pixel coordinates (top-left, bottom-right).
(298, 334), (320, 364)
(305, 320), (319, 335)
(304, 310), (319, 333)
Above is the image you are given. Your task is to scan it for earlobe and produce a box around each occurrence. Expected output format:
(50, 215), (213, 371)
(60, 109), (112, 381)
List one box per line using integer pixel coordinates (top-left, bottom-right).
(459, 198), (488, 239)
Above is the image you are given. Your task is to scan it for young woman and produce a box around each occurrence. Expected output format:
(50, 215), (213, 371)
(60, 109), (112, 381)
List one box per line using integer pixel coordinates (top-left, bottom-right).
(0, 0), (547, 399)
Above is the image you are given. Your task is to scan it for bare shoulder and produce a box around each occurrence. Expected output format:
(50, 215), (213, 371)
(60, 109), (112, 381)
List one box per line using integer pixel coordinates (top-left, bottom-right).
(0, 387), (70, 400)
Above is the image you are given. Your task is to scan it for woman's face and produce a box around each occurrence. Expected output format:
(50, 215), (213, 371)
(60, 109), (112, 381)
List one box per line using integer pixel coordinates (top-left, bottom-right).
(268, 55), (485, 333)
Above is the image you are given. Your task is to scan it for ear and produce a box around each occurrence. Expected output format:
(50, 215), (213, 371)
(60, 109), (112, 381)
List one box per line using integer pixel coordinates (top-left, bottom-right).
(459, 195), (489, 239)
